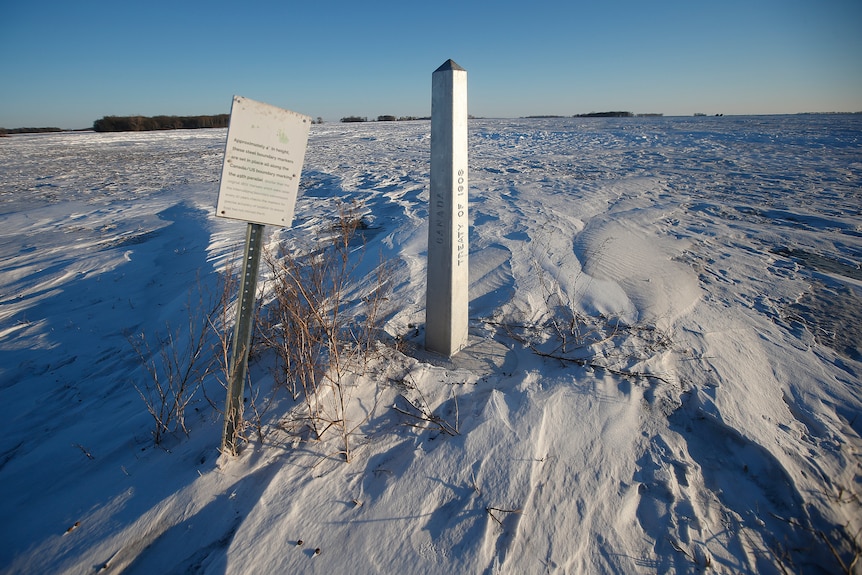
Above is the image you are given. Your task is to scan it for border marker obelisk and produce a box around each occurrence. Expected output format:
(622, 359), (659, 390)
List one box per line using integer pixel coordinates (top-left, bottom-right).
(425, 59), (468, 356)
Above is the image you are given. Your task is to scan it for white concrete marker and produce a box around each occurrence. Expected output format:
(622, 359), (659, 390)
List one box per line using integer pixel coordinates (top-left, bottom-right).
(425, 59), (469, 356)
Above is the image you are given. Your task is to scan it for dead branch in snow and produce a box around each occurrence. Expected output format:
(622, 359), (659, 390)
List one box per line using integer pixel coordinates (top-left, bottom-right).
(392, 392), (460, 437)
(486, 506), (522, 527)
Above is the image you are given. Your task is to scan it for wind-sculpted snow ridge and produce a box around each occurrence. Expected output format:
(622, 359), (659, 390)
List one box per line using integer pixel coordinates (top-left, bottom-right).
(0, 116), (860, 574)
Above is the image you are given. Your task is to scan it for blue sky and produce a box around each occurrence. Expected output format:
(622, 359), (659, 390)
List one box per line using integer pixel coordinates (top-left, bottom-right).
(2, 0), (860, 128)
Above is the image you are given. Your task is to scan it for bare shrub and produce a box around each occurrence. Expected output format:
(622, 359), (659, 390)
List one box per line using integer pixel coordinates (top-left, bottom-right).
(258, 201), (391, 461)
(129, 283), (219, 445)
(129, 254), (241, 447)
(205, 253), (240, 413)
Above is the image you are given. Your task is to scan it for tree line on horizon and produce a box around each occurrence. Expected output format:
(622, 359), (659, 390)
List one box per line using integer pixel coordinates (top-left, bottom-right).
(92, 114), (231, 132)
(341, 115), (431, 122)
(526, 111), (664, 118)
(0, 126), (63, 136)
(8, 110), (860, 137)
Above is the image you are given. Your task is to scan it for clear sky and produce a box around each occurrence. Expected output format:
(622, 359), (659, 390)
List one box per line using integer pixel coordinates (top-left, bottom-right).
(2, 0), (861, 129)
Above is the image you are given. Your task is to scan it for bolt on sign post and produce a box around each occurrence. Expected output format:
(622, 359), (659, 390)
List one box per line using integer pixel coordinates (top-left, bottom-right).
(216, 96), (311, 455)
(425, 59), (469, 356)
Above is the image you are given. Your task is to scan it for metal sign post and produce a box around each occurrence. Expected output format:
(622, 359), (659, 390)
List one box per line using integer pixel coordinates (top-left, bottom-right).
(222, 222), (264, 453)
(216, 96), (310, 454)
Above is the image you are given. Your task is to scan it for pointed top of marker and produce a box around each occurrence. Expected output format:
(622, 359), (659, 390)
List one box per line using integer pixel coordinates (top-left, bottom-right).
(435, 59), (465, 72)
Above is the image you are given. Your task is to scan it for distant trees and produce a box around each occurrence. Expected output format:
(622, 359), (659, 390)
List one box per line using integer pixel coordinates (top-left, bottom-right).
(524, 112), (664, 119)
(92, 114), (230, 132)
(0, 126), (62, 136)
(574, 111), (634, 118)
(340, 115), (429, 123)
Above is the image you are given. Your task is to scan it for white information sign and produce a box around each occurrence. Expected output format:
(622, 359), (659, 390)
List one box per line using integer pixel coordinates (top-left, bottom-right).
(216, 96), (311, 227)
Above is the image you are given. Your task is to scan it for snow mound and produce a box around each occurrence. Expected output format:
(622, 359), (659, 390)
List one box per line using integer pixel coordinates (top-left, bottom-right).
(1, 116), (860, 574)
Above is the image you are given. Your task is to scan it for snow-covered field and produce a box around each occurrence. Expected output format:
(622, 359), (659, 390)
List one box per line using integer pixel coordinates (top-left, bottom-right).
(1, 115), (860, 574)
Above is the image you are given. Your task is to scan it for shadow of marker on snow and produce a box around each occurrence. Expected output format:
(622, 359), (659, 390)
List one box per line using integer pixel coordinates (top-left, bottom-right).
(403, 334), (516, 378)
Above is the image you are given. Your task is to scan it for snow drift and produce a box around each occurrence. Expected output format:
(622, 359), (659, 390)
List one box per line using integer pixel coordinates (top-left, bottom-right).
(1, 115), (860, 574)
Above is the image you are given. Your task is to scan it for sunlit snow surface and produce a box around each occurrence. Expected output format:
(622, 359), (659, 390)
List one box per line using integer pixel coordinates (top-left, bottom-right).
(1, 116), (860, 574)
